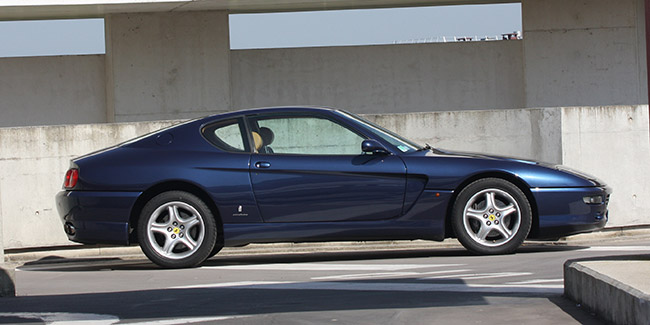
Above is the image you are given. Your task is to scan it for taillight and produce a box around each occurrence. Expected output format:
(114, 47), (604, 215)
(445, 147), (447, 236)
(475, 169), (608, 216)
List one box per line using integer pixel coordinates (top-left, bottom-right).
(64, 168), (79, 189)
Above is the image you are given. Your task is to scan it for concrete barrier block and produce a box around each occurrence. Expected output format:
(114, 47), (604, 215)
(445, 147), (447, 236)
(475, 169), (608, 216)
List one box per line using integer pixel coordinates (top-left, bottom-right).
(564, 259), (650, 325)
(0, 264), (15, 297)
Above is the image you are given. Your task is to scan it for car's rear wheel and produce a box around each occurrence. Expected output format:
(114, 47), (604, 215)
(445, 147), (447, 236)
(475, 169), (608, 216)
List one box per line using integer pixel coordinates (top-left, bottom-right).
(138, 191), (217, 268)
(207, 240), (224, 259)
(452, 178), (532, 255)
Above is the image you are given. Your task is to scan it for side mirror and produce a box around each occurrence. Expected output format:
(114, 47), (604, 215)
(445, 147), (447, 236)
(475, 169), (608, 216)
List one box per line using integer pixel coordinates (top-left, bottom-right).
(362, 139), (390, 154)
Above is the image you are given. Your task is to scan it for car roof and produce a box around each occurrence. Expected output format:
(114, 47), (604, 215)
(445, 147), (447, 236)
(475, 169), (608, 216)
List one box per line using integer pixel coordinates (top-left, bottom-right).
(198, 106), (339, 122)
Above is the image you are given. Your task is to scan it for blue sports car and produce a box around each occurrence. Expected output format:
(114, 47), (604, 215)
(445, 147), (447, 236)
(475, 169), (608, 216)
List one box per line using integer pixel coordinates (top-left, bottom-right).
(56, 107), (611, 268)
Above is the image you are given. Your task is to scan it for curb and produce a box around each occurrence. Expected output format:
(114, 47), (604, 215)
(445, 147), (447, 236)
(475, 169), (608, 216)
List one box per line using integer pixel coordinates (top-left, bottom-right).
(0, 264), (15, 297)
(564, 256), (650, 324)
(5, 226), (650, 265)
(558, 226), (650, 243)
(7, 239), (465, 265)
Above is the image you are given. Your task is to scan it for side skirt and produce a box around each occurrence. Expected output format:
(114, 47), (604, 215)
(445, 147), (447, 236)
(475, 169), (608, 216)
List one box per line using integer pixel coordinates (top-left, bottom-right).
(223, 220), (445, 247)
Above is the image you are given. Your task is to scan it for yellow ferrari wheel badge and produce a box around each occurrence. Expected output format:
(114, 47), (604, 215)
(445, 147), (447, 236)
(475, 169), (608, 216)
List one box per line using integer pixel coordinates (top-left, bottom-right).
(173, 227), (181, 234)
(488, 215), (496, 221)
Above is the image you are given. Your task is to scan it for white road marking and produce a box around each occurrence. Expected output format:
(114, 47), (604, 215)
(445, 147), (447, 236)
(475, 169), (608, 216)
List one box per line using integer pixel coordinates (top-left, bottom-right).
(312, 271), (421, 280)
(421, 272), (532, 280)
(202, 263), (465, 271)
(581, 246), (650, 251)
(312, 269), (472, 280)
(0, 312), (119, 324)
(172, 280), (292, 289)
(507, 279), (564, 285)
(0, 312), (249, 325)
(171, 280), (562, 294)
(124, 315), (250, 324)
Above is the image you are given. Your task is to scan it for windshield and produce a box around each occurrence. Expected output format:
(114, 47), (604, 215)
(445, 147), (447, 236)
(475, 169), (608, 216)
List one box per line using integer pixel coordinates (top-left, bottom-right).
(339, 111), (423, 153)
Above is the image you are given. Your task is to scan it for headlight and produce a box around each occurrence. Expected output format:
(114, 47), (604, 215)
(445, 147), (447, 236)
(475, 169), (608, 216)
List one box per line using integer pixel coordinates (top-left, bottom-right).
(583, 195), (604, 205)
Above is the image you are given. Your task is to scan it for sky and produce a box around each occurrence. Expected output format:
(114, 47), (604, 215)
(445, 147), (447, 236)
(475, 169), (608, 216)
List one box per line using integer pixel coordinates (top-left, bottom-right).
(0, 3), (521, 58)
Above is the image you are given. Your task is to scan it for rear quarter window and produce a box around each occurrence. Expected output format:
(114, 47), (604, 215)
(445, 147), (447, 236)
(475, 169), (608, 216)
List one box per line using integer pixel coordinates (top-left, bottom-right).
(202, 119), (248, 152)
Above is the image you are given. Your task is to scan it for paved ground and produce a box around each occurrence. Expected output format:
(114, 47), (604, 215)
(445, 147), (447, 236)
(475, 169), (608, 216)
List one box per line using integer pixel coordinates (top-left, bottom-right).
(1, 240), (649, 324)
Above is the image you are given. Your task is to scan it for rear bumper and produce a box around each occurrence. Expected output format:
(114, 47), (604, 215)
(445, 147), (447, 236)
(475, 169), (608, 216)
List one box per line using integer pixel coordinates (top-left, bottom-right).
(56, 190), (141, 245)
(530, 186), (611, 239)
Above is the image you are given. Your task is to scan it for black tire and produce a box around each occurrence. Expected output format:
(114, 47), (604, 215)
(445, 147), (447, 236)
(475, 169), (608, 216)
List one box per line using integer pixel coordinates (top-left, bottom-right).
(451, 178), (532, 255)
(207, 241), (224, 260)
(138, 191), (218, 268)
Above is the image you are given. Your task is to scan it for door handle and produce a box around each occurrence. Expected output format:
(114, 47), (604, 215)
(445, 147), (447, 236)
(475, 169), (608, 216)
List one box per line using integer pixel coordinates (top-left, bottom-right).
(255, 161), (271, 169)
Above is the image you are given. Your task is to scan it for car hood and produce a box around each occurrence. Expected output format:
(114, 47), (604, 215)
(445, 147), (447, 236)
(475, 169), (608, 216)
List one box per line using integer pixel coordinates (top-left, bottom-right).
(432, 148), (549, 165)
(430, 148), (606, 186)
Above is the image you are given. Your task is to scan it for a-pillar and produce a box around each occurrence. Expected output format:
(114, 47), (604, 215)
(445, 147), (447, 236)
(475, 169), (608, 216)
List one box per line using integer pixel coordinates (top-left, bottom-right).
(522, 0), (648, 107)
(105, 10), (232, 122)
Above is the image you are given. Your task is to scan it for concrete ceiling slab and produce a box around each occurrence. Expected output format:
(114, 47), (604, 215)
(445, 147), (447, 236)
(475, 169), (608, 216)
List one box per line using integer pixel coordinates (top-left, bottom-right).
(0, 0), (517, 21)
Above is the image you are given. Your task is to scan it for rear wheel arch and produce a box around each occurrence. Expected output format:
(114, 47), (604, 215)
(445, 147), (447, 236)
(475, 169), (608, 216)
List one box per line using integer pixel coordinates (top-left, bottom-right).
(444, 172), (539, 239)
(129, 181), (223, 246)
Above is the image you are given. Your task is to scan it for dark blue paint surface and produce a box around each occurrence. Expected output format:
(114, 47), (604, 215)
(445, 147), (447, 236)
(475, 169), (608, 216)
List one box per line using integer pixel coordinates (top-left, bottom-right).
(250, 153), (406, 222)
(55, 107), (611, 246)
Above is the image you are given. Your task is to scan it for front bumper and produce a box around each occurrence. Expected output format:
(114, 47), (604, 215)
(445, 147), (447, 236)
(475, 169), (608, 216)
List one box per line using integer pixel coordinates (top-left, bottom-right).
(56, 190), (141, 245)
(531, 186), (611, 239)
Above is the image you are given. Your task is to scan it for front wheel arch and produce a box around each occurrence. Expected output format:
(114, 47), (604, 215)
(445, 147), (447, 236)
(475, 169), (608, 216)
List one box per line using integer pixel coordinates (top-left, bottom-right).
(129, 181), (223, 247)
(444, 172), (539, 239)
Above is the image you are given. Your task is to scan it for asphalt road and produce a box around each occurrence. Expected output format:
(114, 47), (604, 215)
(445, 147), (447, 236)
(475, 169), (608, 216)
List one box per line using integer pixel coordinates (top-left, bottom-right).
(3, 240), (650, 324)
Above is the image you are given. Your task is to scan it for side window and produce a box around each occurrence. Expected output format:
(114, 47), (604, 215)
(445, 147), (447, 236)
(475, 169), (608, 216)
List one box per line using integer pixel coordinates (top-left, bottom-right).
(202, 119), (247, 152)
(251, 116), (365, 155)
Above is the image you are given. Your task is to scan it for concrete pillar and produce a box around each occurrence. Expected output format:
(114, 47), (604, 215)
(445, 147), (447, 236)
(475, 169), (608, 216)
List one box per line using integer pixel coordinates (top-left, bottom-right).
(522, 0), (648, 107)
(105, 11), (232, 122)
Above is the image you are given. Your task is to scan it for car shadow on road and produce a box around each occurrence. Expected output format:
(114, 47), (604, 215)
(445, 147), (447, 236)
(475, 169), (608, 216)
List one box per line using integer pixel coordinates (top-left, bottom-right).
(202, 244), (589, 267)
(17, 244), (589, 272)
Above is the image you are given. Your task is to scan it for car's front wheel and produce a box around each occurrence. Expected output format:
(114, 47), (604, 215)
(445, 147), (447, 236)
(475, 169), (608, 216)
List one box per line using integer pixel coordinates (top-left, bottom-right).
(452, 178), (532, 255)
(138, 191), (217, 268)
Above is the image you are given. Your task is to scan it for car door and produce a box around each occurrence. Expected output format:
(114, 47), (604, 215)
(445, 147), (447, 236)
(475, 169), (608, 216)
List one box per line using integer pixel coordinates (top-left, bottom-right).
(200, 117), (262, 224)
(247, 113), (407, 223)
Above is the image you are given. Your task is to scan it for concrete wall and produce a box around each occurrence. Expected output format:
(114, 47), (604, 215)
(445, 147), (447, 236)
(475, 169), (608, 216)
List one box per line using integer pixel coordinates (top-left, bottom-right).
(522, 0), (648, 107)
(105, 10), (232, 122)
(561, 106), (650, 226)
(0, 121), (179, 249)
(0, 55), (107, 128)
(231, 41), (525, 114)
(364, 108), (562, 164)
(2, 0), (648, 126)
(1, 39), (525, 128)
(0, 106), (646, 250)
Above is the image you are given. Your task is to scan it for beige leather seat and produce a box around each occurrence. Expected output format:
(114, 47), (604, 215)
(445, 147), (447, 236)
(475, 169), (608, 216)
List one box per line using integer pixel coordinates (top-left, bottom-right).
(251, 131), (263, 153)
